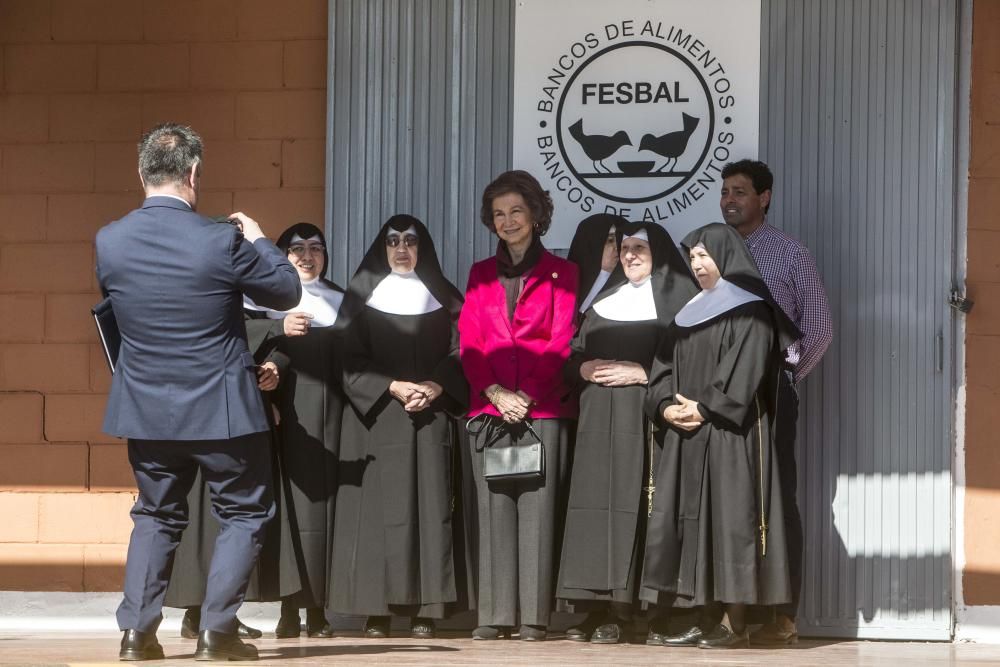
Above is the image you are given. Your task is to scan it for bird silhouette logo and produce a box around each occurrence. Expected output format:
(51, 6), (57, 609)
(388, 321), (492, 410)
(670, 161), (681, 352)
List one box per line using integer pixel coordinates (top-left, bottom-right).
(638, 113), (700, 173)
(568, 119), (632, 173)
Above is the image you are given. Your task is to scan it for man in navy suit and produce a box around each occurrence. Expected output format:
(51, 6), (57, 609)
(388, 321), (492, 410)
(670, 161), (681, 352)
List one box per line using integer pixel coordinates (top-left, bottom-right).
(96, 123), (301, 661)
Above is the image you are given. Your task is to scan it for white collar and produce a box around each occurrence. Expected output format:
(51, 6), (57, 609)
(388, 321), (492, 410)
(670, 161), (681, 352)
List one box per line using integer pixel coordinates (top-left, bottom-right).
(244, 278), (343, 327)
(592, 275), (657, 321)
(365, 272), (443, 315)
(674, 277), (762, 327)
(579, 269), (612, 313)
(149, 193), (192, 208)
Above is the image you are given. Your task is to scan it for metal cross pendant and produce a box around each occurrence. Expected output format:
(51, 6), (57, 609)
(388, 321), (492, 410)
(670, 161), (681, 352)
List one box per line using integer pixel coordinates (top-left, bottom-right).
(644, 484), (655, 517)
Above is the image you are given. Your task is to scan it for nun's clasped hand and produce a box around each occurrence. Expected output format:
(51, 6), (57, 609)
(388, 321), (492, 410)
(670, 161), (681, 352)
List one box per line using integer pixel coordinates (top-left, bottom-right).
(389, 380), (442, 413)
(663, 393), (704, 431)
(283, 311), (314, 336)
(581, 359), (648, 387)
(256, 361), (280, 391)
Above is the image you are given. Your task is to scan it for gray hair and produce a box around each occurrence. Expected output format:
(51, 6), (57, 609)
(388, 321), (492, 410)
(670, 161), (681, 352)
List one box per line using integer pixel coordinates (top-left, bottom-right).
(137, 123), (203, 187)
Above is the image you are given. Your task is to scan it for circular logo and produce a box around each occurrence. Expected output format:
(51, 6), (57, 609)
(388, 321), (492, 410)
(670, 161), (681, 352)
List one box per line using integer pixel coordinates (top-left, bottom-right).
(555, 41), (714, 204)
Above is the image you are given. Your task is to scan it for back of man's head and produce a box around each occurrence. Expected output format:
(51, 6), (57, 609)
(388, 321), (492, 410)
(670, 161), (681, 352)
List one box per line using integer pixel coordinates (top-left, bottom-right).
(138, 123), (203, 188)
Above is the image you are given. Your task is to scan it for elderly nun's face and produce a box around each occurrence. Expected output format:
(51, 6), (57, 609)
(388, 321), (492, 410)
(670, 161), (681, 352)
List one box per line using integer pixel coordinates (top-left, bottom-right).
(385, 229), (419, 274)
(620, 236), (653, 284)
(286, 237), (325, 282)
(689, 243), (721, 290)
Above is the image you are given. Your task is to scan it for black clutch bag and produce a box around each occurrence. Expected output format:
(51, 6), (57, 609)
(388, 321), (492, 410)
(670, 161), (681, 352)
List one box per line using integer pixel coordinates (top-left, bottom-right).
(467, 414), (545, 481)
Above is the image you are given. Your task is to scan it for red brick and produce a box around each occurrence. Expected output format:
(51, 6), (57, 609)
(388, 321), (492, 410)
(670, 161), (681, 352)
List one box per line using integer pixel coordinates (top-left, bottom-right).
(0, 392), (43, 442)
(84, 543), (127, 592)
(4, 44), (97, 93)
(199, 140), (281, 190)
(968, 230), (1000, 284)
(0, 243), (94, 292)
(89, 344), (112, 393)
(0, 143), (94, 193)
(47, 193), (137, 242)
(283, 40), (327, 89)
(965, 383), (1000, 490)
(282, 139), (325, 188)
(51, 0), (142, 42)
(969, 178), (1000, 231)
(142, 0), (238, 41)
(967, 334), (1000, 391)
(45, 393), (117, 444)
(197, 191), (235, 218)
(0, 295), (44, 343)
(967, 282), (1000, 337)
(190, 42), (283, 91)
(0, 195), (47, 242)
(0, 492), (39, 542)
(236, 90), (326, 139)
(89, 443), (135, 492)
(98, 44), (190, 92)
(970, 121), (1000, 179)
(50, 94), (142, 142)
(0, 543), (84, 591)
(142, 92), (236, 140)
(237, 0), (328, 40)
(1, 344), (90, 392)
(0, 444), (88, 491)
(94, 142), (143, 193)
(0, 95), (49, 143)
(233, 188), (324, 238)
(45, 293), (102, 344)
(39, 492), (133, 543)
(0, 0), (52, 43)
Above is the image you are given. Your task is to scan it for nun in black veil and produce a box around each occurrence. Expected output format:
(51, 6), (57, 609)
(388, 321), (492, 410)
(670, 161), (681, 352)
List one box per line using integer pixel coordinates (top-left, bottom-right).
(242, 222), (345, 638)
(557, 221), (697, 644)
(641, 223), (800, 649)
(566, 213), (624, 316)
(328, 215), (469, 639)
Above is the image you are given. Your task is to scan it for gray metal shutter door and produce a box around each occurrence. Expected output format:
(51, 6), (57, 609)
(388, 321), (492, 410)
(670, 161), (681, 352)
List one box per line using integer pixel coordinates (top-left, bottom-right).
(761, 0), (957, 639)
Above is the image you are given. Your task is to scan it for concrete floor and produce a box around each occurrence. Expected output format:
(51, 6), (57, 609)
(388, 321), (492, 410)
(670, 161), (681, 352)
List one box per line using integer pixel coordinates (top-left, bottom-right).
(0, 631), (998, 666)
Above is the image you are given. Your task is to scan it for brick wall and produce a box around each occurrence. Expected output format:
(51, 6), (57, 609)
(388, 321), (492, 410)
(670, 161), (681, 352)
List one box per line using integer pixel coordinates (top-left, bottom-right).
(0, 0), (327, 591)
(964, 0), (1000, 606)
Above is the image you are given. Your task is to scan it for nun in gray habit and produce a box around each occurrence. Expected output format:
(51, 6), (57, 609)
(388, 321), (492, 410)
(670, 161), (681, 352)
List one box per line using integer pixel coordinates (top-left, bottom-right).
(328, 215), (469, 639)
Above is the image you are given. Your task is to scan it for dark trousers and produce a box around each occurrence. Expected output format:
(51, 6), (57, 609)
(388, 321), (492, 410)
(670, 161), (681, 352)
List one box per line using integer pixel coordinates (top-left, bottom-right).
(116, 432), (275, 634)
(774, 369), (803, 619)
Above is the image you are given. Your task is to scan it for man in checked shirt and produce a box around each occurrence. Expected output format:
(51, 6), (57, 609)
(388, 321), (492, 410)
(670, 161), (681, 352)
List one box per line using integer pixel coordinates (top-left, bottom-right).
(720, 159), (833, 645)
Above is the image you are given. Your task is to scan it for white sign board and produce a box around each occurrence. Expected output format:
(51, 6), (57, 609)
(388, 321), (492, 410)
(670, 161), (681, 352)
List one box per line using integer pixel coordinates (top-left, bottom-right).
(513, 0), (761, 248)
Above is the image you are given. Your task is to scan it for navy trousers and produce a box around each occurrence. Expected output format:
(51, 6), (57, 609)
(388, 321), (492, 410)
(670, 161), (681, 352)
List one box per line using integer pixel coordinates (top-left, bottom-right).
(116, 432), (275, 634)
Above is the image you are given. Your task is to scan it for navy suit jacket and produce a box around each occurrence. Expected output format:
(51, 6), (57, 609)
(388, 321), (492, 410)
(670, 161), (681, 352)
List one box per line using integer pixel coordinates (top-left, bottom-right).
(96, 196), (302, 441)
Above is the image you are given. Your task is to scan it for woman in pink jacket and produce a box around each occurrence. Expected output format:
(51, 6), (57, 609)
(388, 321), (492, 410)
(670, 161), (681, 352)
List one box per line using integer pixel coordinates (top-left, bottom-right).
(459, 170), (578, 642)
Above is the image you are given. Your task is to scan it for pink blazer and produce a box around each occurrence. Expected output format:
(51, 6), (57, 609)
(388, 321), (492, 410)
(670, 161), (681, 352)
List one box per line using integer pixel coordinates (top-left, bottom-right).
(459, 250), (579, 419)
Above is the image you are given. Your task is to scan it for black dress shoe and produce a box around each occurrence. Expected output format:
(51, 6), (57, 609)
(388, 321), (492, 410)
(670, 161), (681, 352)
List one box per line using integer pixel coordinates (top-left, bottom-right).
(565, 611), (604, 642)
(519, 624), (547, 641)
(194, 629), (259, 661)
(119, 629), (164, 661)
(363, 615), (390, 638)
(305, 608), (333, 638)
(590, 621), (629, 644)
(237, 619), (262, 639)
(662, 624), (705, 646)
(410, 617), (436, 639)
(181, 608), (200, 639)
(274, 613), (301, 639)
(471, 625), (512, 640)
(697, 623), (749, 649)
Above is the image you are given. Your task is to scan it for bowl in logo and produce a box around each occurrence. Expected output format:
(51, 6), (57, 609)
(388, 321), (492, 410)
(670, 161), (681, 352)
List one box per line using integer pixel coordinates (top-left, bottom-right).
(617, 160), (655, 176)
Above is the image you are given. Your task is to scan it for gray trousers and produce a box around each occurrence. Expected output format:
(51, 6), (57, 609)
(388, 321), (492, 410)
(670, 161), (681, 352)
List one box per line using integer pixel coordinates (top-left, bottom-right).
(470, 418), (569, 627)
